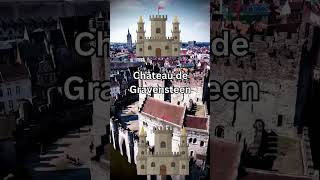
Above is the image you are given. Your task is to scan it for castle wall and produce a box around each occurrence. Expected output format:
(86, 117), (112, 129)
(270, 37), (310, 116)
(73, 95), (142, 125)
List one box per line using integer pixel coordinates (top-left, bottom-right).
(211, 32), (304, 145)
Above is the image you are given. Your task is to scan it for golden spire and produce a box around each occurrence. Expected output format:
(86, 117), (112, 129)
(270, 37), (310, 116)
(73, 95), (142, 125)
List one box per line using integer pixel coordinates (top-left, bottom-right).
(138, 16), (143, 23)
(173, 16), (179, 23)
(140, 127), (145, 136)
(181, 126), (187, 136)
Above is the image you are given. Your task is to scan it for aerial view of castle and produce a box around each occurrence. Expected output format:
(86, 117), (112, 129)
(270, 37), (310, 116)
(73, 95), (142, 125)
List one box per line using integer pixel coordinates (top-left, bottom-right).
(135, 15), (181, 57)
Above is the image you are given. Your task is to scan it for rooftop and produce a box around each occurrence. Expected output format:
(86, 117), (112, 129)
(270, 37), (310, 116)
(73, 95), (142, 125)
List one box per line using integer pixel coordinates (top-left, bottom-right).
(141, 97), (185, 127)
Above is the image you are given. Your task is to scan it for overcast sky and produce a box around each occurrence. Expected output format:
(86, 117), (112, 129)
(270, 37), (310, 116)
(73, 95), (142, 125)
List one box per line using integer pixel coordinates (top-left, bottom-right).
(110, 0), (210, 43)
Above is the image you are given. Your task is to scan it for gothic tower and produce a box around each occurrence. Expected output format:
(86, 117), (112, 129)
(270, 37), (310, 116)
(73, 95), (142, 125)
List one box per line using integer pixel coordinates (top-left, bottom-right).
(127, 29), (132, 51)
(136, 16), (145, 57)
(172, 16), (181, 56)
(89, 11), (110, 159)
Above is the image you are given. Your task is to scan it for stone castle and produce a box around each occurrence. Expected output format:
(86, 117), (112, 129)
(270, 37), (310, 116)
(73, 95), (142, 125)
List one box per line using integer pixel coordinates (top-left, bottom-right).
(136, 15), (181, 57)
(136, 126), (189, 176)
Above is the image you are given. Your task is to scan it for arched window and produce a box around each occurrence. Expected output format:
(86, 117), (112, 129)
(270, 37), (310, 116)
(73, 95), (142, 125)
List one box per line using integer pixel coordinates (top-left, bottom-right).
(193, 138), (197, 143)
(139, 36), (142, 39)
(200, 141), (204, 147)
(141, 151), (144, 155)
(156, 28), (161, 33)
(171, 162), (175, 167)
(165, 46), (169, 50)
(148, 45), (152, 50)
(215, 126), (224, 138)
(141, 165), (144, 169)
(182, 165), (185, 169)
(188, 138), (192, 143)
(151, 162), (155, 167)
(160, 141), (166, 148)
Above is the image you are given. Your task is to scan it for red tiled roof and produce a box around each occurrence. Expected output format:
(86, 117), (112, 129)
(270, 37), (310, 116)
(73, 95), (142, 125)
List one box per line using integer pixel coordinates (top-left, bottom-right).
(241, 170), (313, 180)
(141, 97), (185, 126)
(185, 115), (208, 130)
(211, 138), (242, 180)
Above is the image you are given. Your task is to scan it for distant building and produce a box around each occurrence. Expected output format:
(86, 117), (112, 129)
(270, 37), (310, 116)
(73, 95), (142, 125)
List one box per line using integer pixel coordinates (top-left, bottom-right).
(136, 15), (181, 57)
(0, 64), (32, 113)
(188, 41), (196, 48)
(127, 29), (133, 51)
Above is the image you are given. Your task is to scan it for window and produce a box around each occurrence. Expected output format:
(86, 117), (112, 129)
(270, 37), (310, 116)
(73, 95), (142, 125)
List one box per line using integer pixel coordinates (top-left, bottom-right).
(174, 36), (177, 39)
(215, 126), (224, 138)
(16, 86), (20, 95)
(141, 151), (144, 155)
(151, 162), (155, 167)
(141, 165), (145, 169)
(182, 165), (185, 169)
(175, 27), (177, 30)
(200, 141), (204, 147)
(0, 102), (4, 112)
(188, 138), (192, 143)
(174, 48), (178, 51)
(193, 138), (197, 143)
(8, 100), (13, 110)
(190, 151), (194, 156)
(148, 45), (152, 50)
(156, 28), (161, 33)
(160, 141), (166, 148)
(7, 88), (11, 96)
(171, 162), (175, 167)
(181, 151), (185, 155)
(165, 46), (169, 50)
(140, 27), (142, 30)
(277, 115), (283, 127)
(139, 48), (142, 51)
(139, 36), (142, 39)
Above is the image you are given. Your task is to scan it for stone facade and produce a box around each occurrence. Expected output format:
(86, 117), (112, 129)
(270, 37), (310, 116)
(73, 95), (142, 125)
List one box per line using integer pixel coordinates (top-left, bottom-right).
(136, 15), (181, 57)
(136, 127), (189, 176)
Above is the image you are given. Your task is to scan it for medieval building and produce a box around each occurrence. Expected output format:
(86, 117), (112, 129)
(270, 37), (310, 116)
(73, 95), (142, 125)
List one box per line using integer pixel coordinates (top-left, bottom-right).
(136, 126), (189, 178)
(136, 15), (181, 57)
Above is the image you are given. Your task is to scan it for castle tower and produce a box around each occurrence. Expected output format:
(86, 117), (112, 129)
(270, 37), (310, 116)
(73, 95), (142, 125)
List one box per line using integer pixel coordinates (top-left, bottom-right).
(179, 127), (188, 156)
(89, 11), (110, 160)
(179, 127), (189, 175)
(150, 15), (167, 39)
(127, 29), (132, 51)
(171, 16), (181, 56)
(137, 127), (147, 175)
(136, 16), (145, 57)
(154, 127), (173, 153)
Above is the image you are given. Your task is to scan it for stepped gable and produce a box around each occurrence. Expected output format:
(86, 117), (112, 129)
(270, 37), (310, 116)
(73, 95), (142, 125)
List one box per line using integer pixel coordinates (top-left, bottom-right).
(185, 115), (208, 130)
(211, 138), (242, 180)
(141, 97), (185, 126)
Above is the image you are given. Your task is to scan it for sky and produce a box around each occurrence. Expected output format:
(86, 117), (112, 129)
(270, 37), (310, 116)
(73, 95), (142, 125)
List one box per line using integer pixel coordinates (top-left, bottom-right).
(110, 0), (210, 43)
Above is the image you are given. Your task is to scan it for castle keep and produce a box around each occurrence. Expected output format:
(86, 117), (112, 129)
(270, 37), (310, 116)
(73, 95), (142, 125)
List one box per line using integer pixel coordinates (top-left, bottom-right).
(136, 15), (181, 57)
(136, 127), (189, 176)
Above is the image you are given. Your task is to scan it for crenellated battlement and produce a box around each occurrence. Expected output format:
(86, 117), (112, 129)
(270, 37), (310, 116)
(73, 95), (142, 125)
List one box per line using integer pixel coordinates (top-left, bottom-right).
(144, 36), (174, 41)
(150, 15), (168, 21)
(153, 126), (173, 134)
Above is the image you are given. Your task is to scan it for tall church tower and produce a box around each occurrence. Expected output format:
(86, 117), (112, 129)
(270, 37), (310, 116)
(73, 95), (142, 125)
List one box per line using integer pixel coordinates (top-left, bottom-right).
(89, 11), (110, 160)
(136, 16), (145, 57)
(127, 29), (132, 51)
(172, 16), (181, 56)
